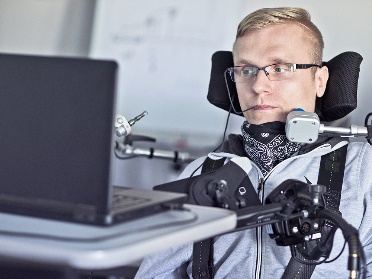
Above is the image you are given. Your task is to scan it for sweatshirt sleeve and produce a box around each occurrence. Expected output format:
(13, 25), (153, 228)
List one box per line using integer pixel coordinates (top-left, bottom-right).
(355, 143), (372, 277)
(135, 153), (236, 278)
(134, 242), (193, 279)
(134, 158), (207, 278)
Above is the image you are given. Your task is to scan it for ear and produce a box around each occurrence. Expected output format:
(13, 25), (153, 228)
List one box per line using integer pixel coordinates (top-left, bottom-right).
(315, 66), (329, 98)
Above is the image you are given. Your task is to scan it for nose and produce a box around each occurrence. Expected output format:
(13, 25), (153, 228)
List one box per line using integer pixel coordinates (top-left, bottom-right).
(251, 69), (271, 95)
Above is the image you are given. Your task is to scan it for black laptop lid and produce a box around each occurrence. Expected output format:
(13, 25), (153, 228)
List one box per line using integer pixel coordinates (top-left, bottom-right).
(0, 53), (117, 214)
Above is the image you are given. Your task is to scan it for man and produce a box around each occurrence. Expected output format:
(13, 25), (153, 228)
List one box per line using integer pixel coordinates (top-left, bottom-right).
(135, 7), (372, 278)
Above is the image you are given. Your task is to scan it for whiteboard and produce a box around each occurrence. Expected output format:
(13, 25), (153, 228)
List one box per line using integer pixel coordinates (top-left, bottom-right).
(90, 0), (246, 147)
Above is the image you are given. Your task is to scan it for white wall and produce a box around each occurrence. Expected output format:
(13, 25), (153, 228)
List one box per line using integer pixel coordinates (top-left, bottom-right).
(1, 0), (371, 188)
(0, 0), (95, 56)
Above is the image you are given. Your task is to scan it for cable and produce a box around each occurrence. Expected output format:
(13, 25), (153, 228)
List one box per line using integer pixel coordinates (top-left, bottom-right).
(358, 241), (367, 279)
(0, 207), (198, 243)
(114, 149), (138, 160)
(324, 240), (346, 263)
(317, 208), (365, 279)
(189, 161), (204, 178)
(213, 103), (232, 152)
(114, 142), (138, 160)
(292, 239), (346, 266)
(188, 104), (233, 178)
(224, 69), (242, 115)
(292, 226), (341, 265)
(364, 112), (372, 145)
(364, 112), (372, 127)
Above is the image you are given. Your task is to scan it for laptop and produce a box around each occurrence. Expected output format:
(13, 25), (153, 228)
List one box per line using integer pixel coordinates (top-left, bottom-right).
(0, 53), (186, 226)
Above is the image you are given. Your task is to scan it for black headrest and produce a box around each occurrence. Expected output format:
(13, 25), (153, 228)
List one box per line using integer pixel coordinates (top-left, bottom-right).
(207, 51), (363, 122)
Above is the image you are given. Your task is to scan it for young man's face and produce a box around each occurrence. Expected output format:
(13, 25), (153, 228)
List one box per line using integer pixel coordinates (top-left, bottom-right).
(233, 23), (328, 125)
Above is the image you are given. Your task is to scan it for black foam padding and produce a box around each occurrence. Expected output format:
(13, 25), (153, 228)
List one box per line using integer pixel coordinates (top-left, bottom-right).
(317, 52), (362, 121)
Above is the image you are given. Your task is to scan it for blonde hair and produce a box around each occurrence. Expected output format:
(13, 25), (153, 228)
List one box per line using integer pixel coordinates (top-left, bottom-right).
(233, 7), (324, 64)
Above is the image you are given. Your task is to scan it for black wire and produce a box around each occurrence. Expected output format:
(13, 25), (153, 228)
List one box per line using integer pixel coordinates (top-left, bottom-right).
(224, 69), (243, 115)
(188, 104), (232, 178)
(118, 71), (235, 169)
(291, 225), (346, 266)
(364, 112), (372, 145)
(114, 149), (138, 160)
(364, 112), (372, 126)
(324, 240), (346, 263)
(292, 238), (346, 266)
(359, 239), (367, 279)
(189, 69), (237, 178)
(188, 161), (204, 178)
(213, 104), (232, 153)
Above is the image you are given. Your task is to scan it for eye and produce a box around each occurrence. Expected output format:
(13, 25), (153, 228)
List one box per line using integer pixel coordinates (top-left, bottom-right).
(271, 64), (294, 74)
(272, 64), (290, 73)
(241, 67), (257, 76)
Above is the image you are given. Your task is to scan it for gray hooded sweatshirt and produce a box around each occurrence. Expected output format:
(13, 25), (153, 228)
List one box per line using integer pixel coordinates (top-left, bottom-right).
(135, 135), (372, 278)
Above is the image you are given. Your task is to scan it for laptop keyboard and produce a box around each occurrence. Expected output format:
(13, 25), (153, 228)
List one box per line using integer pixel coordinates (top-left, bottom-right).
(112, 192), (151, 210)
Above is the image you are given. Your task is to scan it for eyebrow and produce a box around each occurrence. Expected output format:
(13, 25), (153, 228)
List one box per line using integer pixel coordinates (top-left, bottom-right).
(235, 56), (290, 67)
(234, 59), (254, 66)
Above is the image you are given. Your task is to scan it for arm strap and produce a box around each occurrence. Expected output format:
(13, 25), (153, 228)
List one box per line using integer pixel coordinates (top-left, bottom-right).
(192, 156), (225, 279)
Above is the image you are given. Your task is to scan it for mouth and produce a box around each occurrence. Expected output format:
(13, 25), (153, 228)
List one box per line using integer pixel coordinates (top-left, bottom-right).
(251, 105), (276, 110)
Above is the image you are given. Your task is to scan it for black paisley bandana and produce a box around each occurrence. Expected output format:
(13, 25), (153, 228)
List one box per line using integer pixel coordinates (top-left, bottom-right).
(241, 121), (302, 177)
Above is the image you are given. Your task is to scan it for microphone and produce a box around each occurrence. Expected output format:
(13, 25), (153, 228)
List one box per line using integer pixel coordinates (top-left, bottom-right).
(285, 109), (371, 143)
(115, 111), (148, 137)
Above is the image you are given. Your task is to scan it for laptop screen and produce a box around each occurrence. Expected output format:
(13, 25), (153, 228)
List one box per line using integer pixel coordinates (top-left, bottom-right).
(0, 53), (118, 213)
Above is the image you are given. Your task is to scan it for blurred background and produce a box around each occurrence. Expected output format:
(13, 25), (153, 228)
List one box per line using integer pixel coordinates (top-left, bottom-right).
(1, 0), (371, 189)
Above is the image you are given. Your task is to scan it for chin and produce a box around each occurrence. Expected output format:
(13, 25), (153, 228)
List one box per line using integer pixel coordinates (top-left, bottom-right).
(245, 116), (286, 125)
(244, 111), (286, 125)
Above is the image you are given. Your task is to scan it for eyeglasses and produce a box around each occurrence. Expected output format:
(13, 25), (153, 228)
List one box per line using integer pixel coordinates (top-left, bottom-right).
(228, 63), (321, 83)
